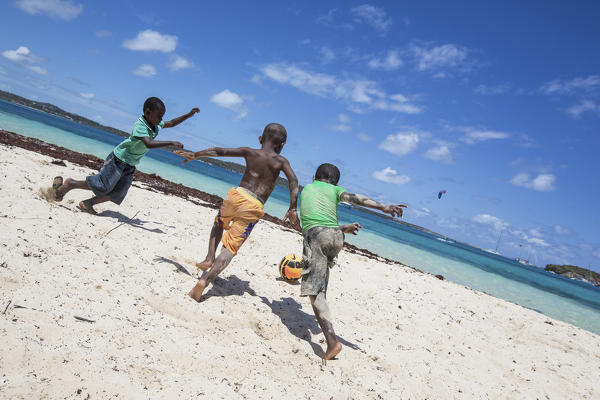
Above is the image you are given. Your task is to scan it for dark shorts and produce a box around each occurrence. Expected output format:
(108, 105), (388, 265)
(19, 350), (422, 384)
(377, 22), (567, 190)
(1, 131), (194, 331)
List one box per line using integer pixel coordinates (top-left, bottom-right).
(86, 152), (136, 205)
(300, 226), (345, 297)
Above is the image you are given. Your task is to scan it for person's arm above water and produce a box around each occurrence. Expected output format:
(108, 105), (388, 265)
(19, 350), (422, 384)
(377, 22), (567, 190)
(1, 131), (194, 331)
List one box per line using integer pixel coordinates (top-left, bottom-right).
(174, 147), (251, 164)
(139, 137), (183, 149)
(339, 192), (407, 218)
(162, 107), (200, 128)
(280, 158), (300, 230)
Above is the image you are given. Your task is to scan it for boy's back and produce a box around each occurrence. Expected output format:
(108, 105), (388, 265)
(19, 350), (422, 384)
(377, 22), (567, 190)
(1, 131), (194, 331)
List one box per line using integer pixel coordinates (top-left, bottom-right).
(237, 147), (290, 204)
(299, 180), (346, 235)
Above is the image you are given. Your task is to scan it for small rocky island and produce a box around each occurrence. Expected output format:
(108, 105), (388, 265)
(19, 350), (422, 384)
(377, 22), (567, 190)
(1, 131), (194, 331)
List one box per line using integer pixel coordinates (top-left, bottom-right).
(545, 264), (600, 287)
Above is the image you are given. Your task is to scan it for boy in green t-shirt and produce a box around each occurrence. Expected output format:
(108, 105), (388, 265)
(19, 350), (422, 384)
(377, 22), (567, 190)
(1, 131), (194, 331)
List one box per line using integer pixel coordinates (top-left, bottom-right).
(299, 163), (406, 363)
(52, 97), (199, 214)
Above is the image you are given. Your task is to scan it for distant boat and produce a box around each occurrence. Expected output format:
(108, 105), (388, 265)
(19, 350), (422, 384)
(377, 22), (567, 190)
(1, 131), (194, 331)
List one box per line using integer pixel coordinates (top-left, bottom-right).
(515, 257), (530, 265)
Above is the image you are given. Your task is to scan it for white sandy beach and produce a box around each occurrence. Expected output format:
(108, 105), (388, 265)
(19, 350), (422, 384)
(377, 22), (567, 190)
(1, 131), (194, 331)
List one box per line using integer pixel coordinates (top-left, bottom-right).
(1, 143), (599, 399)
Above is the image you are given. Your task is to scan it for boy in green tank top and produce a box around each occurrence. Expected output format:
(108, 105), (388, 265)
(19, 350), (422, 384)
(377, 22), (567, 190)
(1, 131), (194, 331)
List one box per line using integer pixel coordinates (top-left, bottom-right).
(299, 163), (406, 363)
(52, 97), (199, 214)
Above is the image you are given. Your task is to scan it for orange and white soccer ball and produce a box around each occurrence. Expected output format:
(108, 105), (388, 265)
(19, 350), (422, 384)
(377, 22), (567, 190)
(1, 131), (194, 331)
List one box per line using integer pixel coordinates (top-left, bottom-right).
(278, 254), (303, 282)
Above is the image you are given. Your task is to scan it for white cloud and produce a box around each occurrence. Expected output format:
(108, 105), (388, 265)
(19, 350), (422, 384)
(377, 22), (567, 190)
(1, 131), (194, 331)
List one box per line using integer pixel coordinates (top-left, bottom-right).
(14, 0), (83, 20)
(319, 47), (336, 64)
(554, 225), (570, 234)
(133, 64), (157, 77)
(411, 207), (431, 218)
(460, 129), (510, 144)
(331, 113), (351, 132)
(168, 55), (194, 71)
(350, 4), (392, 34)
(79, 92), (94, 99)
(316, 9), (338, 26)
(211, 89), (243, 109)
(123, 30), (177, 53)
(425, 144), (452, 163)
(261, 64), (335, 97)
(379, 132), (419, 156)
(258, 63), (421, 114)
(210, 89), (247, 119)
(368, 50), (403, 70)
(526, 237), (549, 247)
(540, 75), (600, 94)
(474, 83), (511, 95)
(26, 65), (47, 75)
(2, 46), (42, 64)
(410, 43), (468, 72)
(95, 30), (112, 38)
(529, 228), (543, 238)
(357, 132), (372, 142)
(372, 167), (410, 184)
(473, 214), (509, 231)
(510, 173), (556, 192)
(566, 100), (598, 118)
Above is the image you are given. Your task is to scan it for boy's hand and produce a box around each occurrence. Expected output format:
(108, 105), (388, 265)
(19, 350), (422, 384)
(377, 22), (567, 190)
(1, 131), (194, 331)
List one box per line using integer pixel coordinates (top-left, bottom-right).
(190, 107), (200, 115)
(283, 208), (301, 231)
(382, 204), (407, 218)
(340, 222), (362, 235)
(171, 141), (184, 149)
(174, 150), (196, 164)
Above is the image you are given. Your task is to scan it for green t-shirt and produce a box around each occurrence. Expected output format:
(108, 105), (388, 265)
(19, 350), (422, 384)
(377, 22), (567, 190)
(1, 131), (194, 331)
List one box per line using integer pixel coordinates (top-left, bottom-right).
(113, 116), (165, 166)
(299, 180), (346, 235)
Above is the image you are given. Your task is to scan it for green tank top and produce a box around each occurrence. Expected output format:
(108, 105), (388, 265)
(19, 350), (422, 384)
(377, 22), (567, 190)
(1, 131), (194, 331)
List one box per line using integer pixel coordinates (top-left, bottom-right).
(299, 180), (346, 235)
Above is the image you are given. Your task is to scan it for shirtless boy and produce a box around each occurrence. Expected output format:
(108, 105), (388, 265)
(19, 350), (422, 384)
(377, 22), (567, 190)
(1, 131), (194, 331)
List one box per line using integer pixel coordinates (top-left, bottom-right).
(175, 123), (300, 301)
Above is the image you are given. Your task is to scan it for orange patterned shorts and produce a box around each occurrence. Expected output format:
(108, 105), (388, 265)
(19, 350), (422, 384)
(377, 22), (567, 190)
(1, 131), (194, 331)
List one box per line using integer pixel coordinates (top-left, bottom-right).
(216, 187), (265, 255)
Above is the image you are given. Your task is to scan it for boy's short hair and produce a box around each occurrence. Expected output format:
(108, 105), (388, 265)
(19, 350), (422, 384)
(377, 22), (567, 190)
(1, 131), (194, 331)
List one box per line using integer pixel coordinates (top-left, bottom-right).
(143, 97), (165, 112)
(262, 123), (287, 143)
(315, 163), (340, 185)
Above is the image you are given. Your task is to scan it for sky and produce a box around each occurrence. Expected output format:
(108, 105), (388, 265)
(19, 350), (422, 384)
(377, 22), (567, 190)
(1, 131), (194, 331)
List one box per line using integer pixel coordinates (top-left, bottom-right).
(0, 0), (599, 271)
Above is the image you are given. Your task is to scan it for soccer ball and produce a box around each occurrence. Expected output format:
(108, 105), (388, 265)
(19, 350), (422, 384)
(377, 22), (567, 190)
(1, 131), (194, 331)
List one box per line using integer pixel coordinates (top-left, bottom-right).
(279, 254), (303, 282)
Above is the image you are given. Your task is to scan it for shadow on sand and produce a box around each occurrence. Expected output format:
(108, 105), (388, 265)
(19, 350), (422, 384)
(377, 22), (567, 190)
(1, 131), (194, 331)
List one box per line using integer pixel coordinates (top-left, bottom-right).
(199, 274), (361, 358)
(98, 210), (171, 234)
(154, 256), (192, 276)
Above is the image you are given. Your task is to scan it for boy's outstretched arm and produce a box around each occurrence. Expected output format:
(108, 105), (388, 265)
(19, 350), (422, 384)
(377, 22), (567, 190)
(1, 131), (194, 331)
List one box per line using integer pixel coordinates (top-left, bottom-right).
(281, 159), (300, 230)
(140, 137), (183, 149)
(174, 147), (250, 164)
(162, 107), (200, 128)
(339, 192), (407, 218)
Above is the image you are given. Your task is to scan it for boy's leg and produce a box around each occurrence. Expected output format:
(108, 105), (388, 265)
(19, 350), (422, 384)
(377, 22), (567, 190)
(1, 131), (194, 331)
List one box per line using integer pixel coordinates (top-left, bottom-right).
(189, 247), (234, 301)
(54, 178), (91, 201)
(310, 293), (341, 362)
(78, 196), (110, 215)
(196, 220), (224, 271)
(301, 227), (345, 362)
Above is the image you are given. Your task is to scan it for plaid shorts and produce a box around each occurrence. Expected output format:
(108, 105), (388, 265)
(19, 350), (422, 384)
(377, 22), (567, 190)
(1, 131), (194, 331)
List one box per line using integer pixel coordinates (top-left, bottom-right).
(86, 152), (136, 204)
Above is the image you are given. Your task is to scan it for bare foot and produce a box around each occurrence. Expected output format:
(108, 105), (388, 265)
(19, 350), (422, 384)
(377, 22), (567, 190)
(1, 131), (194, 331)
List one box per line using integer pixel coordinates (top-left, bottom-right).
(53, 177), (65, 201)
(195, 259), (213, 271)
(323, 342), (342, 363)
(77, 200), (97, 215)
(189, 280), (207, 302)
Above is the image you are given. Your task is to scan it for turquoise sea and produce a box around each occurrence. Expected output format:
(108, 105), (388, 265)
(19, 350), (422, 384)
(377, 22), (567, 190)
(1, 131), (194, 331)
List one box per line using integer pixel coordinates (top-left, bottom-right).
(1, 98), (599, 335)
